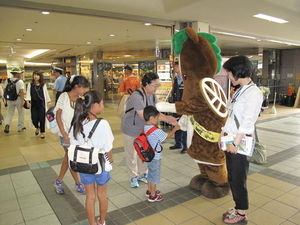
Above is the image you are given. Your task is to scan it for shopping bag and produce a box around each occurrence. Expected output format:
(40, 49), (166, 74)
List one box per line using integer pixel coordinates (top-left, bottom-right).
(117, 94), (130, 118)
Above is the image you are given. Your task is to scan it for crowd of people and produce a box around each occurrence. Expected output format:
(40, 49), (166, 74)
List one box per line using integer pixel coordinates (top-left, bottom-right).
(1, 56), (262, 225)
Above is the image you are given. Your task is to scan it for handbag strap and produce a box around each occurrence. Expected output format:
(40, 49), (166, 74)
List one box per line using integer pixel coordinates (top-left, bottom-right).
(233, 114), (259, 142)
(84, 118), (102, 140)
(88, 118), (102, 139)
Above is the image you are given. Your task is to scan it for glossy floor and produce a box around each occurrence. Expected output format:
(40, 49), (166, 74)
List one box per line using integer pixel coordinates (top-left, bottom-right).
(0, 99), (300, 225)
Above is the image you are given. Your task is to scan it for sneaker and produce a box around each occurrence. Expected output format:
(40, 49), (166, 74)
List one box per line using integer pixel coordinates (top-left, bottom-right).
(146, 189), (162, 197)
(96, 218), (106, 225)
(130, 176), (139, 188)
(148, 194), (164, 202)
(222, 207), (236, 219)
(223, 211), (248, 224)
(18, 127), (26, 132)
(54, 179), (65, 195)
(4, 124), (9, 133)
(138, 173), (148, 184)
(75, 182), (86, 194)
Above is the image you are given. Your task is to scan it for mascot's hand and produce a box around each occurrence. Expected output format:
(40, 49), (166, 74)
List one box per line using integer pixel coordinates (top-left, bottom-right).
(156, 102), (176, 113)
(178, 115), (188, 131)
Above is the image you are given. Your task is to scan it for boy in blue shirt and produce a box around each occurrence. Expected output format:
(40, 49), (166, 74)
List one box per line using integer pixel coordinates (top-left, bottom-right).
(143, 105), (179, 202)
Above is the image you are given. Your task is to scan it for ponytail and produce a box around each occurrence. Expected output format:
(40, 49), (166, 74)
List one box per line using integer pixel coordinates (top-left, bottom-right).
(71, 90), (103, 140)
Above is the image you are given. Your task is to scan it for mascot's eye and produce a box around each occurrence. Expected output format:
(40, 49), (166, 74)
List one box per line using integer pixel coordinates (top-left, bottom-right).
(183, 74), (187, 80)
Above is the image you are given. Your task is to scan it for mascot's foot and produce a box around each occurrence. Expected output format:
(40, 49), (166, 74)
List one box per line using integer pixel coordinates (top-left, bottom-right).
(201, 180), (230, 199)
(189, 174), (208, 191)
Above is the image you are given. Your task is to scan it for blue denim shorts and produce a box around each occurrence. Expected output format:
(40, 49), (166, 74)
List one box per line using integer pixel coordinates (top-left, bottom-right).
(59, 136), (70, 147)
(79, 171), (111, 186)
(147, 159), (161, 184)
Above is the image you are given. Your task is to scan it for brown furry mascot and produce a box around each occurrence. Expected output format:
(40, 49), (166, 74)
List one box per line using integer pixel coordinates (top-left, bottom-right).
(157, 28), (230, 198)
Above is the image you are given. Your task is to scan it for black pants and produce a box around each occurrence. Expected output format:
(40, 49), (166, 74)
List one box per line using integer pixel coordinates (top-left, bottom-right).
(31, 102), (46, 133)
(226, 152), (249, 210)
(173, 113), (187, 148)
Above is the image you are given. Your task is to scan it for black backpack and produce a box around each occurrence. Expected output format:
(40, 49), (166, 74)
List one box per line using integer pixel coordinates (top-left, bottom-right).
(4, 79), (19, 101)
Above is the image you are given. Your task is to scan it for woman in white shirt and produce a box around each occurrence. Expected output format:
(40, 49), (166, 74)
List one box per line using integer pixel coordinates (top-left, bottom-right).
(219, 56), (263, 224)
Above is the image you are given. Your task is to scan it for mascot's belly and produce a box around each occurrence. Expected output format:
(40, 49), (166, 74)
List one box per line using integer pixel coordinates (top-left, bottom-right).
(179, 115), (225, 165)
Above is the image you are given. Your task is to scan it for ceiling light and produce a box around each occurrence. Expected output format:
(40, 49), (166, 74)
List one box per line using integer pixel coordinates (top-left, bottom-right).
(24, 62), (52, 66)
(26, 28), (33, 31)
(266, 39), (300, 46)
(86, 41), (91, 44)
(144, 23), (151, 26)
(41, 11), (50, 14)
(16, 38), (22, 41)
(253, 13), (288, 24)
(109, 34), (115, 37)
(25, 49), (49, 58)
(124, 55), (132, 57)
(214, 31), (256, 39)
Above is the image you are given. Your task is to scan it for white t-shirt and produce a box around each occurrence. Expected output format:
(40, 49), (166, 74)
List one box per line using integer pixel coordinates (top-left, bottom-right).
(4, 77), (24, 95)
(54, 92), (74, 136)
(69, 119), (114, 153)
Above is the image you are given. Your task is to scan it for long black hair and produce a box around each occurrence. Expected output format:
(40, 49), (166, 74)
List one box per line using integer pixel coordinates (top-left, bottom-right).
(63, 75), (90, 92)
(71, 90), (102, 140)
(31, 70), (45, 86)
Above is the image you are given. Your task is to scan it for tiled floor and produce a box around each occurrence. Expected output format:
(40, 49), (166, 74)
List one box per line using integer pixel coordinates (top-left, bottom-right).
(1, 96), (300, 225)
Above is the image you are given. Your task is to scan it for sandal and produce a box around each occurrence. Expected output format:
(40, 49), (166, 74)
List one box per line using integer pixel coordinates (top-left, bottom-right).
(35, 128), (40, 136)
(40, 133), (45, 139)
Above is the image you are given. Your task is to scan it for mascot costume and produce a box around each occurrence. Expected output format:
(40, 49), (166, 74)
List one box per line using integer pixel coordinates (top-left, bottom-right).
(157, 28), (230, 199)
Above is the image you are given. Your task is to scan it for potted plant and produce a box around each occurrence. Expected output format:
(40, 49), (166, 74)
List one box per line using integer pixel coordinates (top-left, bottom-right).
(286, 82), (296, 107)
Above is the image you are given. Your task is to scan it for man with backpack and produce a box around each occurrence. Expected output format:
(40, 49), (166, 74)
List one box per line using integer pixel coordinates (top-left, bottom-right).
(3, 67), (26, 133)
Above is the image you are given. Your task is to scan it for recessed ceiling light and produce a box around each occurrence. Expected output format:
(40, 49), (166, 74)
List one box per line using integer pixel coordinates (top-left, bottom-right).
(253, 13), (288, 24)
(26, 28), (33, 31)
(109, 34), (115, 37)
(124, 55), (132, 57)
(16, 38), (22, 41)
(144, 23), (151, 26)
(25, 49), (49, 58)
(41, 11), (50, 15)
(86, 41), (91, 44)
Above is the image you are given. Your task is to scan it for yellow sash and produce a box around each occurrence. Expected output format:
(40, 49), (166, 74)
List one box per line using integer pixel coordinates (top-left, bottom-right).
(189, 115), (220, 142)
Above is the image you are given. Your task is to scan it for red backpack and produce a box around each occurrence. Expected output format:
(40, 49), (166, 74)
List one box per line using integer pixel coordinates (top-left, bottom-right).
(134, 126), (160, 162)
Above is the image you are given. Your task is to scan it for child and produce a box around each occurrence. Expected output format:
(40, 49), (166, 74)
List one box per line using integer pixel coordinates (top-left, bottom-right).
(69, 90), (114, 225)
(53, 75), (90, 195)
(143, 105), (179, 202)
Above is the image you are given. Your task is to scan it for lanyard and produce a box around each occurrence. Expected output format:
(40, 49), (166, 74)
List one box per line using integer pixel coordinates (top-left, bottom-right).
(231, 81), (254, 103)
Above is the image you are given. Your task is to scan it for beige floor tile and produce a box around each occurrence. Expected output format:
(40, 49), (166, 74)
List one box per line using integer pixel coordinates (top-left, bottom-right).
(182, 197), (218, 215)
(249, 208), (285, 225)
(204, 194), (233, 206)
(248, 192), (273, 207)
(280, 221), (297, 225)
(19, 143), (55, 154)
(276, 193), (300, 209)
(287, 186), (300, 197)
(180, 216), (215, 225)
(266, 179), (296, 192)
(134, 213), (174, 225)
(261, 200), (298, 219)
(248, 173), (277, 184)
(252, 184), (285, 199)
(0, 155), (27, 170)
(288, 211), (300, 224)
(201, 207), (229, 225)
(23, 151), (61, 164)
(247, 179), (263, 191)
(160, 204), (198, 224)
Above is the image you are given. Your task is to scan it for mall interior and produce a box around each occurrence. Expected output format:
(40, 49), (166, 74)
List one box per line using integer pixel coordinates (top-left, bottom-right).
(1, 0), (300, 225)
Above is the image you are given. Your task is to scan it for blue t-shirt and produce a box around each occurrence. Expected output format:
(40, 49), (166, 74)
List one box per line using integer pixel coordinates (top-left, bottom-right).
(144, 125), (167, 160)
(54, 75), (67, 92)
